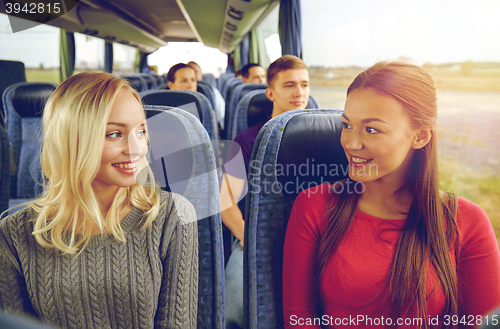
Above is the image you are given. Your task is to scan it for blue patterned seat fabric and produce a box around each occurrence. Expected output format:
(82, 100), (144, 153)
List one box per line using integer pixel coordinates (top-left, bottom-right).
(243, 109), (347, 329)
(140, 89), (219, 144)
(226, 83), (267, 141)
(2, 82), (57, 204)
(231, 90), (320, 140)
(0, 124), (10, 215)
(197, 80), (216, 109)
(143, 105), (225, 329)
(202, 73), (217, 89)
(121, 74), (148, 92)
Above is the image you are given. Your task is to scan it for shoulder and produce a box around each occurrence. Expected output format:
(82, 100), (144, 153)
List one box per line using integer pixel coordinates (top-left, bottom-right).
(0, 206), (38, 237)
(157, 190), (197, 226)
(233, 120), (267, 144)
(290, 183), (336, 230)
(454, 196), (498, 254)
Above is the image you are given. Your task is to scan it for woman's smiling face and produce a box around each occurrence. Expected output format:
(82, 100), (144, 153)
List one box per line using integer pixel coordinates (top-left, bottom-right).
(92, 89), (148, 193)
(341, 88), (421, 186)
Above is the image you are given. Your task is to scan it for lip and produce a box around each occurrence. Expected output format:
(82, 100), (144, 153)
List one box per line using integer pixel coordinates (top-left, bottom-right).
(291, 101), (304, 107)
(111, 158), (141, 174)
(349, 155), (373, 167)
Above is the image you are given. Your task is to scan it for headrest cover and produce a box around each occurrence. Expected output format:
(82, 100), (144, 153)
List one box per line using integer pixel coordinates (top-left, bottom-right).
(142, 91), (203, 119)
(247, 93), (273, 127)
(276, 113), (348, 197)
(11, 84), (56, 118)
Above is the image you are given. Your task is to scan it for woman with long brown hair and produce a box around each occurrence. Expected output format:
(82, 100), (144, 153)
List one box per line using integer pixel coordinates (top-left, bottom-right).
(283, 62), (500, 328)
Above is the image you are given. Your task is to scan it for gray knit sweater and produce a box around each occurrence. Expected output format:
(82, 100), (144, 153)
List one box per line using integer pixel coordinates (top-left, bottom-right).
(0, 192), (198, 329)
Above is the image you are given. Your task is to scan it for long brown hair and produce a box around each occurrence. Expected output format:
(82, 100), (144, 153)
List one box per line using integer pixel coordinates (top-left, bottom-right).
(315, 62), (460, 327)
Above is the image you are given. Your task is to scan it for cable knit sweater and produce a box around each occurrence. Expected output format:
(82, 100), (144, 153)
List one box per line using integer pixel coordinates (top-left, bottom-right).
(0, 191), (198, 329)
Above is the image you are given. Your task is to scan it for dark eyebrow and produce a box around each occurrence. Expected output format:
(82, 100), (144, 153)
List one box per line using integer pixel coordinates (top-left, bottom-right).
(342, 113), (388, 125)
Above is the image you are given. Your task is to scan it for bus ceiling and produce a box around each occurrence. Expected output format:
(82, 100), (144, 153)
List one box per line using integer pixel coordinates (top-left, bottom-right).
(0, 0), (280, 54)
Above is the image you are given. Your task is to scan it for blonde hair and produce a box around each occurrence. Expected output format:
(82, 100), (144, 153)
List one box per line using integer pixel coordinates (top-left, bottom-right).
(31, 72), (161, 254)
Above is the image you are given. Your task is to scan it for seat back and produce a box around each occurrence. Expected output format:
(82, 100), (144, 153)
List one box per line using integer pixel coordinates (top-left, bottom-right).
(231, 90), (320, 140)
(143, 106), (225, 329)
(0, 124), (10, 214)
(202, 73), (217, 89)
(222, 77), (242, 102)
(226, 83), (267, 140)
(243, 109), (347, 329)
(217, 72), (235, 92)
(197, 80), (215, 109)
(140, 90), (219, 142)
(2, 82), (57, 199)
(139, 73), (159, 90)
(121, 74), (148, 92)
(0, 60), (26, 127)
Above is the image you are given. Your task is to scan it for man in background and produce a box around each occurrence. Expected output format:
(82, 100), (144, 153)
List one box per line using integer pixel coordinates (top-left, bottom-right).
(221, 55), (310, 329)
(240, 63), (266, 84)
(167, 63), (197, 91)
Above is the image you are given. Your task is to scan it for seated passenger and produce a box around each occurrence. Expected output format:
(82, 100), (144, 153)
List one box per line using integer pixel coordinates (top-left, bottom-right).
(188, 60), (226, 129)
(221, 55), (310, 329)
(0, 73), (199, 328)
(282, 62), (500, 328)
(187, 61), (203, 81)
(241, 63), (266, 84)
(167, 63), (197, 91)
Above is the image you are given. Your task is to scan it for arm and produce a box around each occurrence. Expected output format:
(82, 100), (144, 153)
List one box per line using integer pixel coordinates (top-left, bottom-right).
(155, 194), (199, 329)
(283, 190), (327, 329)
(0, 216), (37, 317)
(456, 198), (500, 328)
(220, 172), (246, 245)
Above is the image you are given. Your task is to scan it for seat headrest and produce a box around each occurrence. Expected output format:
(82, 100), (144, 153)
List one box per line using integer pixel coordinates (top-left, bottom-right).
(248, 92), (273, 127)
(143, 108), (194, 194)
(141, 91), (203, 120)
(276, 112), (348, 198)
(247, 92), (320, 127)
(9, 84), (56, 118)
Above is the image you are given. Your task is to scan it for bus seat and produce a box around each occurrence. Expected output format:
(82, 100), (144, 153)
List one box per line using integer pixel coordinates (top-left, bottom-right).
(217, 73), (234, 92)
(140, 89), (219, 142)
(143, 106), (225, 329)
(121, 74), (148, 92)
(243, 109), (347, 329)
(139, 73), (159, 90)
(0, 124), (10, 215)
(0, 60), (26, 127)
(202, 73), (217, 89)
(226, 83), (267, 141)
(2, 82), (57, 203)
(231, 90), (320, 140)
(197, 80), (216, 109)
(222, 77), (242, 103)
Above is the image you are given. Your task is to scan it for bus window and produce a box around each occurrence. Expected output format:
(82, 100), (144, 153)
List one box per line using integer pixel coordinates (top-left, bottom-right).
(254, 4), (280, 70)
(301, 0), (500, 245)
(113, 43), (137, 75)
(74, 33), (105, 73)
(0, 13), (59, 83)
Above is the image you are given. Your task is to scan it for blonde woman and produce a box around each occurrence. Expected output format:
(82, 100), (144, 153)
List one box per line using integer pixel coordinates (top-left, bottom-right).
(0, 73), (198, 328)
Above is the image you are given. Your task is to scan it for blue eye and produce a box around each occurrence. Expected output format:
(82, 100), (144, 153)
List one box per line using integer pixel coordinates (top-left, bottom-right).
(366, 127), (379, 134)
(137, 129), (146, 138)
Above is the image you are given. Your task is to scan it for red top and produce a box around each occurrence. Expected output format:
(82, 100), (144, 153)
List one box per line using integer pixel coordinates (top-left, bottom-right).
(283, 184), (500, 328)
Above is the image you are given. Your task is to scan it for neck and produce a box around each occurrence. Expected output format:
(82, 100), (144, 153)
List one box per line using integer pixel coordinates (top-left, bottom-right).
(92, 185), (120, 215)
(271, 106), (284, 118)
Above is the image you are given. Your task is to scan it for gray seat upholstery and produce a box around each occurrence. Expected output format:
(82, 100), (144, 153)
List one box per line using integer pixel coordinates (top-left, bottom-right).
(243, 109), (347, 329)
(140, 89), (219, 143)
(226, 83), (267, 141)
(0, 124), (10, 215)
(143, 105), (225, 329)
(2, 82), (57, 203)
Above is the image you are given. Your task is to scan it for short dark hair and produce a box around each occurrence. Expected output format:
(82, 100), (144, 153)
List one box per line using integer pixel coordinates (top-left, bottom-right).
(241, 63), (262, 79)
(267, 55), (307, 87)
(167, 63), (194, 82)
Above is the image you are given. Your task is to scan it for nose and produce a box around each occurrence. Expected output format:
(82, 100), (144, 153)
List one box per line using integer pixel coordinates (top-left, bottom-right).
(125, 132), (147, 157)
(341, 130), (363, 151)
